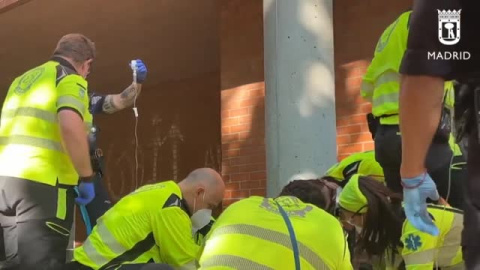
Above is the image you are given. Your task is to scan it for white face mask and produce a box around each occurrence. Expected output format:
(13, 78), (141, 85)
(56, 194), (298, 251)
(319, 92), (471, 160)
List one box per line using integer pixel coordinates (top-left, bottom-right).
(191, 191), (212, 233)
(354, 224), (363, 235)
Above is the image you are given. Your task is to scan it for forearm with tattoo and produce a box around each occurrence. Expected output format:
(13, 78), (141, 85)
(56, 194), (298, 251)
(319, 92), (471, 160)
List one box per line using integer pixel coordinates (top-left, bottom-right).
(102, 83), (142, 114)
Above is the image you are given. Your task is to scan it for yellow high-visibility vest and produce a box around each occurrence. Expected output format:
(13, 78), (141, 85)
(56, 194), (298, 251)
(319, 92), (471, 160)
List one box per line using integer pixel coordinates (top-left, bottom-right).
(361, 11), (453, 126)
(199, 196), (353, 269)
(74, 181), (200, 269)
(0, 60), (92, 186)
(325, 150), (385, 184)
(387, 205), (464, 270)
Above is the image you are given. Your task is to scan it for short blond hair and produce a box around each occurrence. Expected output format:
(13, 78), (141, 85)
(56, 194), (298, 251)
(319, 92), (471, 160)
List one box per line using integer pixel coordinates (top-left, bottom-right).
(53, 33), (96, 64)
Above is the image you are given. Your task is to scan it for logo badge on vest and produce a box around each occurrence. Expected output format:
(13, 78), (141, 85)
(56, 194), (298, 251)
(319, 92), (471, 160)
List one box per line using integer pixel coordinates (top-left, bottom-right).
(438, 9), (461, 45)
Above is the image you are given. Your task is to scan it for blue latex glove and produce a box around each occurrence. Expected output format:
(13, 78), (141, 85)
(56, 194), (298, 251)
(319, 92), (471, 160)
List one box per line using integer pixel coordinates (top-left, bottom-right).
(402, 173), (440, 236)
(131, 59), (147, 83)
(75, 181), (95, 205)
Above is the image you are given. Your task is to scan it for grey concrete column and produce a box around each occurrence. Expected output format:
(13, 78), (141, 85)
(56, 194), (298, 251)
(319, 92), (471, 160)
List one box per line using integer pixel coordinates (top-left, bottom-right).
(264, 0), (337, 196)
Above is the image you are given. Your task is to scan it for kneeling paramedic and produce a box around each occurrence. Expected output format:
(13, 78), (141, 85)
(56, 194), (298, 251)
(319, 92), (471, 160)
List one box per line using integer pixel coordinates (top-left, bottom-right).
(68, 168), (225, 270)
(198, 179), (353, 270)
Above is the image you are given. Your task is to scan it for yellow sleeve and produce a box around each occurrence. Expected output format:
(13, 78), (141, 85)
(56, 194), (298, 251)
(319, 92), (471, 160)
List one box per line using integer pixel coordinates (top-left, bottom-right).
(56, 74), (89, 119)
(401, 221), (437, 270)
(361, 65), (375, 102)
(153, 207), (200, 267)
(337, 235), (354, 270)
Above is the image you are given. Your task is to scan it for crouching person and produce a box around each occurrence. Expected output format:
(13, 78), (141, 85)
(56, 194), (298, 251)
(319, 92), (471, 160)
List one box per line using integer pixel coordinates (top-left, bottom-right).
(66, 168), (225, 270)
(198, 179), (353, 270)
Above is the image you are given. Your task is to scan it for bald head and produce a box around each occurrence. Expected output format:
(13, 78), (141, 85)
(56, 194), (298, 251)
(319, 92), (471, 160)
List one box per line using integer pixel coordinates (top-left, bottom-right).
(179, 168), (225, 215)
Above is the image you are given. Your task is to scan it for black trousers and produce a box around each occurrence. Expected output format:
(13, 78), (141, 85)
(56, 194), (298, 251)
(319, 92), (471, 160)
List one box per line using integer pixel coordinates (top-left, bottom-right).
(461, 130), (480, 268)
(0, 177), (75, 270)
(374, 125), (465, 210)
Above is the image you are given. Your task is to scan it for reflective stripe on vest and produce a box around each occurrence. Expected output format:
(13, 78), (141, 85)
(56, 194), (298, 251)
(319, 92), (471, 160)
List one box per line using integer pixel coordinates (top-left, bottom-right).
(208, 224), (328, 269)
(202, 255), (273, 270)
(371, 71), (400, 110)
(403, 213), (463, 266)
(58, 95), (86, 114)
(0, 135), (63, 152)
(82, 222), (127, 267)
(2, 107), (57, 123)
(1, 106), (92, 152)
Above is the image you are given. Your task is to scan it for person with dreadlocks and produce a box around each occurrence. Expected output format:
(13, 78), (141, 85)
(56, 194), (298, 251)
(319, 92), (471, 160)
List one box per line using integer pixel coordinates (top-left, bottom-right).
(198, 179), (352, 270)
(337, 174), (464, 269)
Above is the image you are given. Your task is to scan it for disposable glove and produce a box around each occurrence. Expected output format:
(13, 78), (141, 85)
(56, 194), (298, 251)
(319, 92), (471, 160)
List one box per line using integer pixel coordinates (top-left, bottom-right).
(402, 173), (440, 236)
(75, 181), (95, 205)
(131, 59), (147, 83)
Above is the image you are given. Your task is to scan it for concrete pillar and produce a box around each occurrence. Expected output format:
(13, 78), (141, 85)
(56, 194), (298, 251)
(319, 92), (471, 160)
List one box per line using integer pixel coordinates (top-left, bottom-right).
(264, 0), (337, 196)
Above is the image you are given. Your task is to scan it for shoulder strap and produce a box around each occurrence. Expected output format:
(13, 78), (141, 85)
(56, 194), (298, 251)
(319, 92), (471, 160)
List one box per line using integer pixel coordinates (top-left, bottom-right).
(275, 200), (301, 270)
(162, 193), (190, 215)
(55, 64), (77, 86)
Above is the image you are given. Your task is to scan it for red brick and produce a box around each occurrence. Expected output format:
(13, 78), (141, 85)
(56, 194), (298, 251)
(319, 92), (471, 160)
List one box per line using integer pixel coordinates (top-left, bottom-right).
(338, 143), (363, 154)
(224, 190), (232, 199)
(240, 180), (261, 189)
(360, 103), (372, 113)
(222, 175), (230, 182)
(238, 146), (264, 156)
(346, 77), (362, 90)
(249, 88), (265, 98)
(238, 115), (251, 124)
(223, 142), (242, 150)
(250, 171), (266, 180)
(363, 141), (375, 151)
(240, 97), (260, 108)
(222, 134), (239, 143)
(349, 114), (367, 125)
(230, 173), (249, 182)
(230, 124), (250, 133)
(224, 148), (240, 157)
(250, 188), (266, 196)
(337, 134), (351, 145)
(229, 108), (250, 117)
(337, 124), (362, 135)
(229, 156), (249, 166)
(221, 126), (231, 134)
(246, 154), (266, 165)
(221, 110), (230, 119)
(231, 190), (250, 199)
(225, 182), (240, 190)
(336, 117), (350, 127)
(222, 117), (239, 127)
(338, 154), (350, 161)
(350, 132), (373, 144)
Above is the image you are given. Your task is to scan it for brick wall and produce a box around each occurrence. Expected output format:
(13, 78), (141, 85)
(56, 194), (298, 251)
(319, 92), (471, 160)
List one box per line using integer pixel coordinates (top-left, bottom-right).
(220, 0), (265, 208)
(221, 83), (266, 207)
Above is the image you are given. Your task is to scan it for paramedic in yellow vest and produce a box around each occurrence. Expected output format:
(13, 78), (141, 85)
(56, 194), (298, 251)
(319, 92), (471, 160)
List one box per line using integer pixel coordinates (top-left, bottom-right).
(324, 150), (385, 185)
(70, 168), (225, 270)
(0, 34), (148, 270)
(338, 175), (464, 269)
(361, 11), (465, 209)
(198, 179), (353, 270)
(0, 33), (96, 270)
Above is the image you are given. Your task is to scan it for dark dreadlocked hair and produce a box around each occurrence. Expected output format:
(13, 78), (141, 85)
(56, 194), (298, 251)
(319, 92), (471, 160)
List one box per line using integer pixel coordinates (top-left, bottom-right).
(278, 179), (339, 214)
(355, 176), (403, 260)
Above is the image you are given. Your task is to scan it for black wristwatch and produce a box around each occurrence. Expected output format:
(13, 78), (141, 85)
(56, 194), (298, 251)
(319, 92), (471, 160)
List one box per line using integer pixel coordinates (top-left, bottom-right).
(79, 172), (96, 183)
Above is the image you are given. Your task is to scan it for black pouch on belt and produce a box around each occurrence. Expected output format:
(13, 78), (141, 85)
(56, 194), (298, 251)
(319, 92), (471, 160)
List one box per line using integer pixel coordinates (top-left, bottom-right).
(432, 94), (452, 144)
(453, 80), (476, 144)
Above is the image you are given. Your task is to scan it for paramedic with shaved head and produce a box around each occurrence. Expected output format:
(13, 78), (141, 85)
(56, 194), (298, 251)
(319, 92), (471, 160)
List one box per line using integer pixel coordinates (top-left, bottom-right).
(69, 168), (225, 270)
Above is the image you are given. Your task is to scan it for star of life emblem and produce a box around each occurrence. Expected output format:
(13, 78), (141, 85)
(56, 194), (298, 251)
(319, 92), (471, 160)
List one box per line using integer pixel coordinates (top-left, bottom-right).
(438, 9), (461, 45)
